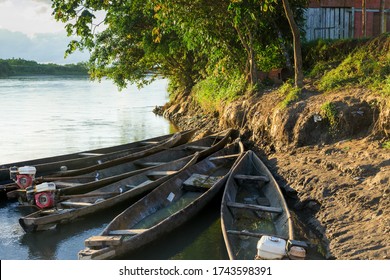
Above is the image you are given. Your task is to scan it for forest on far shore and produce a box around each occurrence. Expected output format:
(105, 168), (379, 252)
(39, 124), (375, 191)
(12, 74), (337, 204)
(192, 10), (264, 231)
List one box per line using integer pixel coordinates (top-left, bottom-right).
(0, 58), (88, 77)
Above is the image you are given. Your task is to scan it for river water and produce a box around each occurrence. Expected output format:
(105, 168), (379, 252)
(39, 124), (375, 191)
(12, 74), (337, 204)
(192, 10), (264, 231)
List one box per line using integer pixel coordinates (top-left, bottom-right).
(0, 76), (227, 260)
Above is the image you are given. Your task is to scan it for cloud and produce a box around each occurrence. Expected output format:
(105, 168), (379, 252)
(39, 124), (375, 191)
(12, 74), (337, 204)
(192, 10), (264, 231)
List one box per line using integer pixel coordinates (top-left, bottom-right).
(0, 0), (64, 36)
(32, 0), (51, 4)
(35, 5), (49, 15)
(0, 28), (89, 64)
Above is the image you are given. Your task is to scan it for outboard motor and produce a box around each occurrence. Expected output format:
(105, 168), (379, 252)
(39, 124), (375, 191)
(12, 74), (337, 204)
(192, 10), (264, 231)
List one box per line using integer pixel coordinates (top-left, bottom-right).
(34, 182), (57, 209)
(286, 239), (308, 260)
(9, 166), (37, 189)
(256, 236), (287, 260)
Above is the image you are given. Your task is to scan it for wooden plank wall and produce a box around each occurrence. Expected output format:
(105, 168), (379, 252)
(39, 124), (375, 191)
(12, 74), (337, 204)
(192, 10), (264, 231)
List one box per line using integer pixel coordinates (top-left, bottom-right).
(304, 8), (353, 41)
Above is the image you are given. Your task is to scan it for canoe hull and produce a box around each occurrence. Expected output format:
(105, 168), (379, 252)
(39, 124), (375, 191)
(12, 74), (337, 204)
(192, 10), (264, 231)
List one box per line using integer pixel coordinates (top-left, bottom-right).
(59, 129), (233, 195)
(0, 129), (197, 186)
(78, 140), (244, 260)
(19, 154), (199, 233)
(221, 150), (294, 260)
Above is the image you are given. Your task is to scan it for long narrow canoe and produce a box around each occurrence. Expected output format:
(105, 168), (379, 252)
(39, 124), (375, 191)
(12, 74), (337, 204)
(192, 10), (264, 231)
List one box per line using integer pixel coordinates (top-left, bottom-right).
(0, 129), (196, 186)
(48, 129), (197, 177)
(9, 129), (233, 204)
(78, 141), (244, 260)
(0, 132), (178, 169)
(19, 153), (200, 233)
(56, 129), (233, 195)
(221, 150), (307, 260)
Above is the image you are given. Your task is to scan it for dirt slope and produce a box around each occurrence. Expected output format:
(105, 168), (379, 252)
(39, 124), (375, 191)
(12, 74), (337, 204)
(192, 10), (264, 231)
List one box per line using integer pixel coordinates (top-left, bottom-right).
(159, 84), (390, 259)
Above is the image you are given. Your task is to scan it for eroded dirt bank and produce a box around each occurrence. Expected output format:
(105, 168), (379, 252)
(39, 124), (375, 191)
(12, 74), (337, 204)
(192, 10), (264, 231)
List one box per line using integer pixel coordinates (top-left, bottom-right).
(157, 84), (390, 260)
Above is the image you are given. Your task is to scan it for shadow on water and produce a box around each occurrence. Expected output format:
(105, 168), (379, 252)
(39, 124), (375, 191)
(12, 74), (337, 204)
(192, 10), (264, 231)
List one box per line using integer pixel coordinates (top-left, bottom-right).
(120, 194), (229, 260)
(19, 203), (133, 260)
(2, 159), (327, 260)
(115, 187), (327, 260)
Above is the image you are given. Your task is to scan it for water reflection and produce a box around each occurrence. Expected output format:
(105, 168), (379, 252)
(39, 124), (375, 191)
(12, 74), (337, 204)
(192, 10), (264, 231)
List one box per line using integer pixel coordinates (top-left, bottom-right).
(0, 76), (172, 164)
(0, 76), (175, 260)
(19, 205), (123, 260)
(122, 196), (229, 260)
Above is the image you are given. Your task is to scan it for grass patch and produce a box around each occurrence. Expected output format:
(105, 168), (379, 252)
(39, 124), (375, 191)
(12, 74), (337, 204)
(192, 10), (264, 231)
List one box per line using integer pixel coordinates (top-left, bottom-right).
(383, 76), (390, 98)
(278, 81), (302, 109)
(317, 34), (390, 94)
(383, 140), (390, 149)
(192, 72), (246, 113)
(302, 38), (367, 77)
(321, 101), (338, 131)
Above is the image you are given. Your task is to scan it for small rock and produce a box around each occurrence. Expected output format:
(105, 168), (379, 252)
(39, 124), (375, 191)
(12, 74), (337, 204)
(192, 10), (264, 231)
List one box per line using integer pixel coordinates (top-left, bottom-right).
(313, 114), (322, 122)
(353, 176), (362, 181)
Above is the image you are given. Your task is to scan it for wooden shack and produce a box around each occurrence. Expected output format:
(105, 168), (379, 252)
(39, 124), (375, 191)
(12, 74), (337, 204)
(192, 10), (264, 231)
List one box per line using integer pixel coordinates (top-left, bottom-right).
(304, 0), (389, 41)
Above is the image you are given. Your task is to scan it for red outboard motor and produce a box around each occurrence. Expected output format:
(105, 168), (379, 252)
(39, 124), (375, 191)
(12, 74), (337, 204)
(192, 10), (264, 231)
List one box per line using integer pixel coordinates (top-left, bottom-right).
(34, 182), (56, 209)
(9, 166), (37, 189)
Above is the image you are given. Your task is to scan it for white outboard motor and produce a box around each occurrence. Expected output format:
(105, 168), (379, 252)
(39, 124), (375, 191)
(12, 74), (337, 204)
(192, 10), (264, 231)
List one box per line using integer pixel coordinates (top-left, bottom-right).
(9, 166), (37, 189)
(256, 236), (287, 260)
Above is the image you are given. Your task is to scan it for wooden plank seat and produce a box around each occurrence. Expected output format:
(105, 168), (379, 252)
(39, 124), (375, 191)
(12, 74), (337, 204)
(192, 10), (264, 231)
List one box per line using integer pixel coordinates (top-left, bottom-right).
(78, 152), (105, 157)
(108, 229), (147, 235)
(226, 201), (282, 214)
(234, 174), (270, 182)
(140, 141), (160, 146)
(146, 171), (177, 178)
(41, 208), (72, 215)
(85, 235), (123, 247)
(182, 173), (221, 192)
(133, 161), (166, 167)
(226, 230), (284, 240)
(60, 201), (93, 208)
(209, 154), (240, 161)
(78, 247), (116, 260)
(54, 182), (84, 188)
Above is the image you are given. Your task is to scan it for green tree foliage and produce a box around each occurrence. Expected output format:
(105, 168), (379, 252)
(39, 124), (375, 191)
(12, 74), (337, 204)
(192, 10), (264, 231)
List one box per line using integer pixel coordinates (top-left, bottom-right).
(51, 0), (308, 101)
(153, 0), (307, 88)
(52, 0), (201, 90)
(0, 60), (12, 77)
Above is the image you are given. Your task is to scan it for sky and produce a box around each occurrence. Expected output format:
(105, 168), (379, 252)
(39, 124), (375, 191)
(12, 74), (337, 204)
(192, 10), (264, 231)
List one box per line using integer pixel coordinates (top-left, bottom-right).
(0, 0), (90, 64)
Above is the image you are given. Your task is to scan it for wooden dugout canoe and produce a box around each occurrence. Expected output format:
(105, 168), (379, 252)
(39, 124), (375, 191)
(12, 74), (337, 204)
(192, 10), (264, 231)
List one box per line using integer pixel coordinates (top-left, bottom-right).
(0, 132), (177, 170)
(19, 153), (199, 233)
(0, 129), (196, 186)
(55, 128), (233, 196)
(221, 150), (306, 260)
(49, 129), (199, 177)
(78, 140), (244, 260)
(9, 128), (233, 203)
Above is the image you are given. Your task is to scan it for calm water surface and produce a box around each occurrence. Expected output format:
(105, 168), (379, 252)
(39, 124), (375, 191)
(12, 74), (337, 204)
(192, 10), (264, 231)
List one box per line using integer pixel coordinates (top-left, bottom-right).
(0, 76), (173, 163)
(0, 76), (228, 260)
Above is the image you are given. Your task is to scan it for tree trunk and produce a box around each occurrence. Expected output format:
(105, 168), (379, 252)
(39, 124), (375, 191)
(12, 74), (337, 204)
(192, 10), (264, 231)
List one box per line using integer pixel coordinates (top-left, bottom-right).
(281, 0), (303, 88)
(234, 24), (258, 87)
(362, 0), (366, 37)
(248, 30), (259, 86)
(380, 0), (386, 34)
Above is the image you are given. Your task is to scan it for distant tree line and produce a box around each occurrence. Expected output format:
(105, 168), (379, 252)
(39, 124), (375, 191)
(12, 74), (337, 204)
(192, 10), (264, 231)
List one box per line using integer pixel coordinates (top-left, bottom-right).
(0, 58), (89, 77)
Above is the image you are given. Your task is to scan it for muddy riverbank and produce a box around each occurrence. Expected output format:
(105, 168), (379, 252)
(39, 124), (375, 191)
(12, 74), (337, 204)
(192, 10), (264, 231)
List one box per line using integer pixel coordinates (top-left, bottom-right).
(156, 82), (390, 260)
